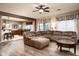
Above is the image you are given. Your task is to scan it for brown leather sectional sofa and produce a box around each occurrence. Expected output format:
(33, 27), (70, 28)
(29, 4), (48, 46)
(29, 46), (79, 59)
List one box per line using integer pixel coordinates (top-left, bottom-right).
(24, 31), (76, 41)
(23, 31), (77, 49)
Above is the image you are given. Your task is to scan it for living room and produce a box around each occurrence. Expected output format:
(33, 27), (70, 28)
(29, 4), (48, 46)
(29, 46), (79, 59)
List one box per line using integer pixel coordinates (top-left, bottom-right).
(0, 3), (79, 56)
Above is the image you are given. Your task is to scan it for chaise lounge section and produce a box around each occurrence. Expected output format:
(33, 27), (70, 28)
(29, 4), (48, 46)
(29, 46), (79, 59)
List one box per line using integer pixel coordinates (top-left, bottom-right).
(24, 36), (50, 49)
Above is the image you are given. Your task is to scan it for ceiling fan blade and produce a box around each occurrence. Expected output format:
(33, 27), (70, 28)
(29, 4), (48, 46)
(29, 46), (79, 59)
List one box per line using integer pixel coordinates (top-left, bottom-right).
(44, 7), (49, 9)
(35, 7), (40, 9)
(33, 10), (39, 12)
(44, 10), (49, 12)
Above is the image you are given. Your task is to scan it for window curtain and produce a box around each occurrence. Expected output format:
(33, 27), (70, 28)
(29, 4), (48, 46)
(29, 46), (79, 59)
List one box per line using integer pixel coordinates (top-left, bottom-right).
(56, 13), (79, 21)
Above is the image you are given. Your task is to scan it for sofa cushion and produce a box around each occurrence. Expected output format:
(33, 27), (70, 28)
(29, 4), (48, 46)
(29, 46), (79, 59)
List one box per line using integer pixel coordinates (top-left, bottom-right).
(53, 31), (62, 35)
(35, 31), (41, 36)
(41, 31), (47, 35)
(46, 31), (53, 35)
(47, 35), (72, 41)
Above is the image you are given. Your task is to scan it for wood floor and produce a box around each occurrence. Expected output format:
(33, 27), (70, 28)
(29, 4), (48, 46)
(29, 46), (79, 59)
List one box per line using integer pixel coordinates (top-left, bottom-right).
(0, 38), (79, 56)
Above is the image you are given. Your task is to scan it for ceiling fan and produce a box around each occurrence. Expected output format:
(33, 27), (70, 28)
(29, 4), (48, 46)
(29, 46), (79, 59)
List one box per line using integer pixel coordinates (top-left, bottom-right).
(33, 4), (50, 14)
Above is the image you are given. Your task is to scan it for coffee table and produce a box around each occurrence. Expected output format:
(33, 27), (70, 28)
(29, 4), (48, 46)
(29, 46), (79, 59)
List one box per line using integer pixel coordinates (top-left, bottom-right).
(56, 39), (76, 55)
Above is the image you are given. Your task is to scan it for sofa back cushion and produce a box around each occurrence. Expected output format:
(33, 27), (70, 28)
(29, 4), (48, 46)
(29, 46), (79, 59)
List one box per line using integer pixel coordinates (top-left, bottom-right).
(62, 31), (76, 36)
(46, 31), (53, 35)
(41, 31), (47, 35)
(35, 31), (42, 36)
(53, 31), (62, 35)
(61, 31), (77, 41)
(30, 32), (36, 36)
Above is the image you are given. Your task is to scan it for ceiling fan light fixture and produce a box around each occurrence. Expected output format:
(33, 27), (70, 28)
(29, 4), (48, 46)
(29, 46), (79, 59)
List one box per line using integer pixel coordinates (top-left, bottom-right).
(39, 9), (43, 13)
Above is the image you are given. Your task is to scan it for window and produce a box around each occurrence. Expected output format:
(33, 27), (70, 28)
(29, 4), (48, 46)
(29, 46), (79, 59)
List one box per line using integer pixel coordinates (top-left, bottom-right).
(56, 20), (77, 31)
(44, 22), (50, 31)
(39, 22), (50, 31)
(26, 25), (33, 31)
(39, 23), (43, 31)
(38, 18), (51, 31)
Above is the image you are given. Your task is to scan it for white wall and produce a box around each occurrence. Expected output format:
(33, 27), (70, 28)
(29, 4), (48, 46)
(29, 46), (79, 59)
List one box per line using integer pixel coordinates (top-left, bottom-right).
(50, 16), (57, 31)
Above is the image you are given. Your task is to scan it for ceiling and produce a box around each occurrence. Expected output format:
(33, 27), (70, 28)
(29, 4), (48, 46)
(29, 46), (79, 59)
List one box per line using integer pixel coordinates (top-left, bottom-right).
(0, 3), (79, 18)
